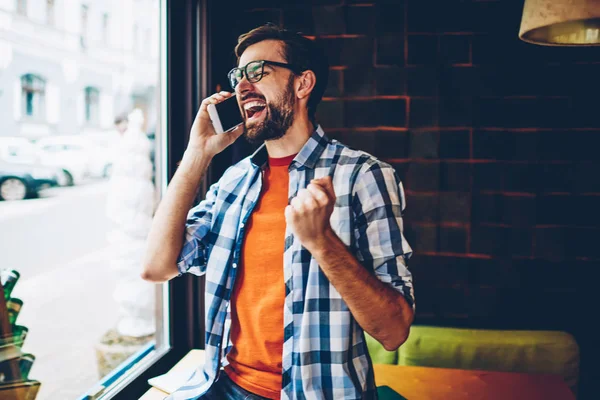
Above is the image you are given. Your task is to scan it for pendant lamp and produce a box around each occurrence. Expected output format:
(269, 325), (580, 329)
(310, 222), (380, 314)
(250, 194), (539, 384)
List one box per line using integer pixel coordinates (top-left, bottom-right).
(519, 0), (600, 46)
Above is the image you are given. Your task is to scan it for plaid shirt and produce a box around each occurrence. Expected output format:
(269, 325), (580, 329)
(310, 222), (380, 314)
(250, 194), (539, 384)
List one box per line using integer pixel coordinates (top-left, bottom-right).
(168, 126), (414, 400)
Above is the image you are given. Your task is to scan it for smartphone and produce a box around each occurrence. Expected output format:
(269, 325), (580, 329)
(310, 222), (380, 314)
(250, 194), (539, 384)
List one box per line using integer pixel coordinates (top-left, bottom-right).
(207, 95), (244, 134)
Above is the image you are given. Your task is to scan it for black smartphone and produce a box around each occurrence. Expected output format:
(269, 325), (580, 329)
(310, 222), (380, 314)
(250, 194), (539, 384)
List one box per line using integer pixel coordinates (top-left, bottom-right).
(207, 95), (244, 134)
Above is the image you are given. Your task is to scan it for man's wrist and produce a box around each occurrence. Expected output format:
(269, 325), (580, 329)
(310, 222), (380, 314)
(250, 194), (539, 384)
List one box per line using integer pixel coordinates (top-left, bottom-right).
(183, 145), (213, 161)
(178, 148), (213, 180)
(306, 227), (339, 258)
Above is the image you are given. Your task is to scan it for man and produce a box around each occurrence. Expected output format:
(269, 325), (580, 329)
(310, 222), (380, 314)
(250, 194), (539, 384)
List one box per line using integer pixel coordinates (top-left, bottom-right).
(143, 24), (414, 400)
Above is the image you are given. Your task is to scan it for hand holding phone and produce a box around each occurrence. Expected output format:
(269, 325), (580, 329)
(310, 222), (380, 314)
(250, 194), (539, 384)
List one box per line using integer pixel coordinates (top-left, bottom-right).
(188, 92), (244, 157)
(207, 95), (244, 134)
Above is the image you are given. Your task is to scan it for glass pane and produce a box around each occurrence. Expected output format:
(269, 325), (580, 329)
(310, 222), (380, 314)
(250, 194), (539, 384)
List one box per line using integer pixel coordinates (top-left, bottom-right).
(0, 0), (164, 399)
(25, 92), (34, 116)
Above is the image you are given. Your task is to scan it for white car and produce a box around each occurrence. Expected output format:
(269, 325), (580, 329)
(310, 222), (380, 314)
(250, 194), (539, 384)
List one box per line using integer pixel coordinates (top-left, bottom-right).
(0, 136), (85, 186)
(0, 137), (66, 192)
(33, 137), (90, 186)
(35, 134), (117, 183)
(0, 137), (39, 165)
(1, 135), (114, 186)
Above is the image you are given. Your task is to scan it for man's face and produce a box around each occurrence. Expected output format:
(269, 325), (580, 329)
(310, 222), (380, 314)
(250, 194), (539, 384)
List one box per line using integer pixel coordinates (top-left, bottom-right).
(235, 40), (296, 145)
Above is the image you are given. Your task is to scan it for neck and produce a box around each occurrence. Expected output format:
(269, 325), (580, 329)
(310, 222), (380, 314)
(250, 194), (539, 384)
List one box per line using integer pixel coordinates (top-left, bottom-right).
(264, 111), (314, 158)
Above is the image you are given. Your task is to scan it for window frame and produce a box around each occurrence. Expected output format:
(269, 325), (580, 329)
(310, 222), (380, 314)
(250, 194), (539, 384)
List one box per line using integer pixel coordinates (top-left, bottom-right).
(95, 0), (211, 398)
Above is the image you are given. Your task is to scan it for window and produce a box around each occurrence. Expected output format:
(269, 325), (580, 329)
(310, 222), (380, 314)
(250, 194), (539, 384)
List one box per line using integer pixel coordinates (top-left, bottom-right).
(46, 0), (55, 25)
(16, 0), (26, 16)
(1, 0), (168, 398)
(20, 74), (46, 120)
(84, 86), (100, 125)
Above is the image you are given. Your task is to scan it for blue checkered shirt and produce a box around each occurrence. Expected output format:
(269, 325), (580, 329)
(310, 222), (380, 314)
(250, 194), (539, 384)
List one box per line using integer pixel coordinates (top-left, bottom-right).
(168, 126), (414, 400)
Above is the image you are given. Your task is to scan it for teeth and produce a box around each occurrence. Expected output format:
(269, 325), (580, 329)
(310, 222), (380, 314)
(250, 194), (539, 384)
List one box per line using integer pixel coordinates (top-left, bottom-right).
(244, 101), (266, 110)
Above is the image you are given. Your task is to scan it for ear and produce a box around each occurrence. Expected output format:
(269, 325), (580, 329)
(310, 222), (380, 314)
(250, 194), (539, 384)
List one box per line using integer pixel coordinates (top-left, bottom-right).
(296, 70), (316, 101)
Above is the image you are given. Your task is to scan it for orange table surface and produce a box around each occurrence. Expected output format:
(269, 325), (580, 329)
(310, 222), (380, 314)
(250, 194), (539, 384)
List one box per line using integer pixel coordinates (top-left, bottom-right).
(374, 364), (575, 400)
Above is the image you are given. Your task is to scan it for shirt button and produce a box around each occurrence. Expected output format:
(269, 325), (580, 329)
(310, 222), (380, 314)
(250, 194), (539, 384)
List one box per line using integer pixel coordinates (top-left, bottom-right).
(240, 223), (244, 228)
(232, 263), (237, 268)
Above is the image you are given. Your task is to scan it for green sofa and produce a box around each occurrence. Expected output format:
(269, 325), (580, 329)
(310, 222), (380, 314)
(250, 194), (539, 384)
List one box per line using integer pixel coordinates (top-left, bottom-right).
(366, 325), (580, 395)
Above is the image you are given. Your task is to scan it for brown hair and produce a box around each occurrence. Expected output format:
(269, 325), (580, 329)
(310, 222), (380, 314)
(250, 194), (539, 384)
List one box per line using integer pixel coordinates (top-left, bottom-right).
(234, 24), (329, 124)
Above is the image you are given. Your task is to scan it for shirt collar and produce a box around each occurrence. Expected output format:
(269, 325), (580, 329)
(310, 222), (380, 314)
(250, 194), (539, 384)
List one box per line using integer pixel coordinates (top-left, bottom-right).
(249, 125), (330, 170)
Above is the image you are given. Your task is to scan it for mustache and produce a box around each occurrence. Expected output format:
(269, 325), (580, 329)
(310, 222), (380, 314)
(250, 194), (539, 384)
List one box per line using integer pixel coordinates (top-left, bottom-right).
(241, 92), (266, 102)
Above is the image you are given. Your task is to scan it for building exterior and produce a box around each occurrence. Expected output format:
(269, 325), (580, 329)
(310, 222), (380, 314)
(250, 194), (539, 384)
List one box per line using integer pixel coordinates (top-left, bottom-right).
(0, 0), (159, 140)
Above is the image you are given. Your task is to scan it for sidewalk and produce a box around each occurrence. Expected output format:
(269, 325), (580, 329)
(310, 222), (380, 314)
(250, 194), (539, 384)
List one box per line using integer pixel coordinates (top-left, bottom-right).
(13, 246), (119, 399)
(2, 180), (156, 399)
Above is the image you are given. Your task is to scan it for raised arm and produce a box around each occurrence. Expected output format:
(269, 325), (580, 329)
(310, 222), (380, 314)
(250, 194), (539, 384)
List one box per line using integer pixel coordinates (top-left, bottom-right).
(141, 92), (243, 282)
(285, 164), (414, 351)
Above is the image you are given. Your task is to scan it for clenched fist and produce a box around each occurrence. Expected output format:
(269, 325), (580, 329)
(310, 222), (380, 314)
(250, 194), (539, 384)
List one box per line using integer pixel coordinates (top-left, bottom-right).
(285, 176), (336, 252)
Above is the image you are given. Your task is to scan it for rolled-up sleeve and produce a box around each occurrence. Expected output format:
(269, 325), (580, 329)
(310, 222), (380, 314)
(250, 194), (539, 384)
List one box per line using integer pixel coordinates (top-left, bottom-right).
(176, 181), (219, 276)
(352, 162), (415, 309)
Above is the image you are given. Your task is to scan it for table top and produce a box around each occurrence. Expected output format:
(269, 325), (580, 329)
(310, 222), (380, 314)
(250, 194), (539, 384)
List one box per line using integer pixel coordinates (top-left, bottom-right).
(374, 364), (574, 400)
(140, 350), (574, 400)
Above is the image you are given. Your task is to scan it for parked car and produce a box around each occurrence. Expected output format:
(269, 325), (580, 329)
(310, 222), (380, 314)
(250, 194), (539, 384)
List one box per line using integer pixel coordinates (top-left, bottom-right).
(34, 135), (113, 181)
(0, 162), (60, 201)
(33, 136), (91, 185)
(0, 137), (38, 165)
(0, 137), (71, 186)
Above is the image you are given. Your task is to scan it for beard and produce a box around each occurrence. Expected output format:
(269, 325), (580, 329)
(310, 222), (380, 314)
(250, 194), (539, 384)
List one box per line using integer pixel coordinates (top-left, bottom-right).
(243, 75), (295, 145)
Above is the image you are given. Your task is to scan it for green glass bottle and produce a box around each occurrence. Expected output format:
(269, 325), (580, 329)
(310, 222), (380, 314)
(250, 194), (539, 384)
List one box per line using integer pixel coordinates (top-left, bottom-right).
(1, 269), (20, 300)
(12, 325), (28, 348)
(19, 353), (35, 380)
(6, 298), (23, 326)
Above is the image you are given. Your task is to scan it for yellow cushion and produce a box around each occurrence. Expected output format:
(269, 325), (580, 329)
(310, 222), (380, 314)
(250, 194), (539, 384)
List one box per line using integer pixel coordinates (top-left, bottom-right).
(397, 326), (579, 394)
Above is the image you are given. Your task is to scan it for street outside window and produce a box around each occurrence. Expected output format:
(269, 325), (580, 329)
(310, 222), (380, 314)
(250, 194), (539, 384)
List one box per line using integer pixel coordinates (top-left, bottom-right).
(0, 1), (164, 399)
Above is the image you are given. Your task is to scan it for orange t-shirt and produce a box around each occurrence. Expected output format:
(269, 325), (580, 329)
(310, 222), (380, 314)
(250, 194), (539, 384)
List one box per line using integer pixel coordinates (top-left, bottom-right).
(224, 154), (296, 399)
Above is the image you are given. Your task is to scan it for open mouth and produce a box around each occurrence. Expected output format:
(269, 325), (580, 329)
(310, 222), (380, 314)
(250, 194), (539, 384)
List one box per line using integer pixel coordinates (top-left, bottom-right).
(244, 101), (267, 122)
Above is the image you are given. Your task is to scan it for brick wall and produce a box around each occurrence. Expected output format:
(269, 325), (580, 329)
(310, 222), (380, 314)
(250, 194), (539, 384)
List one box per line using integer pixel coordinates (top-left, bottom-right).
(211, 0), (599, 397)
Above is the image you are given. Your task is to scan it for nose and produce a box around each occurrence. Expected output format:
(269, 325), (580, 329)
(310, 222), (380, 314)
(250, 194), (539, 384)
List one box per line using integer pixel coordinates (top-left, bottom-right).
(235, 74), (253, 95)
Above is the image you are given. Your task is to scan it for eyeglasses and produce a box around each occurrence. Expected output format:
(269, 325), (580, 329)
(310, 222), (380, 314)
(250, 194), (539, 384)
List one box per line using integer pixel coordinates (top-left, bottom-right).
(227, 60), (299, 89)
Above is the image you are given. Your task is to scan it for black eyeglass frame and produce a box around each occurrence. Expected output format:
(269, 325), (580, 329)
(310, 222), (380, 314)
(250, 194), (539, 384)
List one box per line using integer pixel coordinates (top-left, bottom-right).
(227, 60), (301, 89)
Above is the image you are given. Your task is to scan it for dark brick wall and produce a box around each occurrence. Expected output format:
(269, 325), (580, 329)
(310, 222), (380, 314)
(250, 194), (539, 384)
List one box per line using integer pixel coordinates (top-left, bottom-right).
(211, 0), (599, 397)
